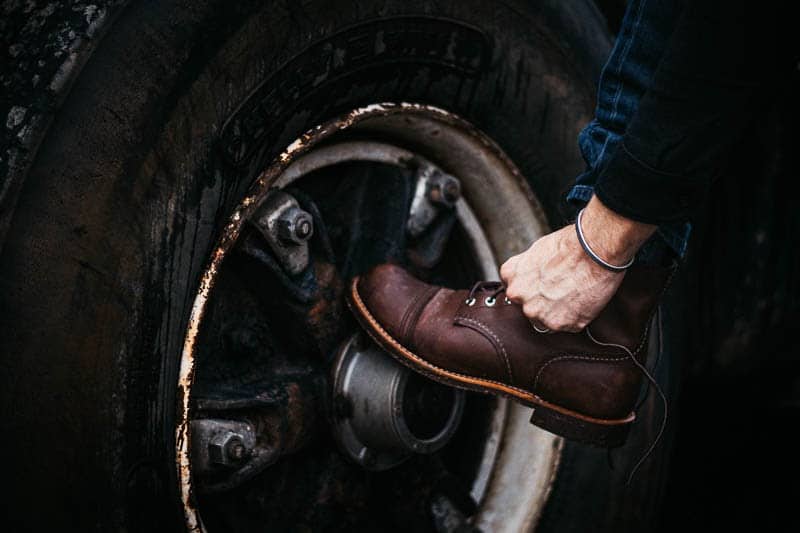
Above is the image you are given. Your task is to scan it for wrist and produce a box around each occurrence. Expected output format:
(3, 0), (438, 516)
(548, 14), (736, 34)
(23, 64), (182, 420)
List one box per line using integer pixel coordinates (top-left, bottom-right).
(579, 195), (657, 265)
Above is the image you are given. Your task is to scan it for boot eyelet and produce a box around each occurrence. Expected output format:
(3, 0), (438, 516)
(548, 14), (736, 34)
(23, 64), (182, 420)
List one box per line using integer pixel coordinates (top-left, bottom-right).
(504, 297), (512, 305)
(485, 296), (496, 307)
(465, 297), (476, 306)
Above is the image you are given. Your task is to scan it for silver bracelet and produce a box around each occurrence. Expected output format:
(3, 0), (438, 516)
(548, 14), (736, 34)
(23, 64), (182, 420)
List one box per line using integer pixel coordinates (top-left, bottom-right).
(575, 208), (635, 273)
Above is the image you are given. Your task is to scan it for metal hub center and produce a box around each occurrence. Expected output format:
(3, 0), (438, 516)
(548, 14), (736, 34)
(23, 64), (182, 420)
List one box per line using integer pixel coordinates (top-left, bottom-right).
(331, 332), (465, 470)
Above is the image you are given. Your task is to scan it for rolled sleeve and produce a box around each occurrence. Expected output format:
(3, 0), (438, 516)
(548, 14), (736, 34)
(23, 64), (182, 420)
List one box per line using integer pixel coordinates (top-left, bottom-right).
(594, 141), (707, 224)
(593, 0), (780, 225)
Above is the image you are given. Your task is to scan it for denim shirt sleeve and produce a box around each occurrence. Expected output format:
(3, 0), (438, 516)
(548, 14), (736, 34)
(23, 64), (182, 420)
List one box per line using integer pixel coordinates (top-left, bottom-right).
(593, 0), (780, 225)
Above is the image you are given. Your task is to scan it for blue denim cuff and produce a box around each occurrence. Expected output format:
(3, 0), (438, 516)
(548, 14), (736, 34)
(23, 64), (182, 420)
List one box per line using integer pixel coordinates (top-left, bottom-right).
(566, 184), (595, 205)
(566, 183), (690, 259)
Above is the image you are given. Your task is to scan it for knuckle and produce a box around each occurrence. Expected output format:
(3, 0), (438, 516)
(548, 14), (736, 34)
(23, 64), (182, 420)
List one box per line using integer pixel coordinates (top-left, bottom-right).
(500, 256), (518, 276)
(522, 303), (538, 319)
(550, 315), (576, 332)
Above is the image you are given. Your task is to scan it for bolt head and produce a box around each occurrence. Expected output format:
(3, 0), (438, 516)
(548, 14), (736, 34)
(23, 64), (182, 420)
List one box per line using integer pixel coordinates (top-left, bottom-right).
(426, 173), (461, 207)
(208, 431), (248, 467)
(295, 217), (313, 239)
(442, 179), (460, 204)
(228, 441), (246, 461)
(277, 207), (314, 244)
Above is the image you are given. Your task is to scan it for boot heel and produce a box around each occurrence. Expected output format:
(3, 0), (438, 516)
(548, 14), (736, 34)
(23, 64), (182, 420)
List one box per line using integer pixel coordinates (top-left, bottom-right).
(529, 404), (632, 448)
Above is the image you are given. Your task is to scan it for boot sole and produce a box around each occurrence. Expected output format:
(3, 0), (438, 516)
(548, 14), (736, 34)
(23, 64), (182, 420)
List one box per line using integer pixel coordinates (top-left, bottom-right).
(347, 277), (634, 448)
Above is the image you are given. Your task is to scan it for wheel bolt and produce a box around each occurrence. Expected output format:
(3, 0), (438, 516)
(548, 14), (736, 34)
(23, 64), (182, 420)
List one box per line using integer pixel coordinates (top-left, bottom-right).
(209, 431), (249, 467)
(228, 441), (246, 461)
(427, 173), (461, 207)
(442, 180), (460, 204)
(277, 207), (314, 244)
(295, 217), (313, 239)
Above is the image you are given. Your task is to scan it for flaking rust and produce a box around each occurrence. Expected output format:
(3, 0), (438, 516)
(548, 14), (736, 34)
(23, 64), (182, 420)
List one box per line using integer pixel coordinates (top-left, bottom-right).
(175, 106), (384, 531)
(177, 250), (221, 532)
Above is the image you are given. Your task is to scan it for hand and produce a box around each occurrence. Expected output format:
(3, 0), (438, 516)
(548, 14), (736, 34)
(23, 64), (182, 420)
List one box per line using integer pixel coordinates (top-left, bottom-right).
(499, 195), (656, 332)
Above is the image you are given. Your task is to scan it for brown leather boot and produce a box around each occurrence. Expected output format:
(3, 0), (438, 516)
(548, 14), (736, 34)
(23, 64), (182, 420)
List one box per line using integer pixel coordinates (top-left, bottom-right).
(346, 263), (674, 447)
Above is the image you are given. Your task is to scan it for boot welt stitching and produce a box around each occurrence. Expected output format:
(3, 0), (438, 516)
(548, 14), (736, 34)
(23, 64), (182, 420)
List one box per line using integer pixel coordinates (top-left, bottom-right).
(454, 316), (515, 385)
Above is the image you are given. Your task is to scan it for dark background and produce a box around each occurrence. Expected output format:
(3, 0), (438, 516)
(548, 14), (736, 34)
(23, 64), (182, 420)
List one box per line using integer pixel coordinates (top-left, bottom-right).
(660, 72), (800, 530)
(592, 2), (800, 528)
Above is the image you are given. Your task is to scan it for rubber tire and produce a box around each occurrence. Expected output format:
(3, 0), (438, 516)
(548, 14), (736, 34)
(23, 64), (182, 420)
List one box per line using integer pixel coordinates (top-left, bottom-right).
(0, 1), (675, 530)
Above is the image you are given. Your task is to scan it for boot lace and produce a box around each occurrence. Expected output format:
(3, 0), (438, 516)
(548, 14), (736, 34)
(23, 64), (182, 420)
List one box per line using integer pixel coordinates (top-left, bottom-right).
(465, 281), (509, 307)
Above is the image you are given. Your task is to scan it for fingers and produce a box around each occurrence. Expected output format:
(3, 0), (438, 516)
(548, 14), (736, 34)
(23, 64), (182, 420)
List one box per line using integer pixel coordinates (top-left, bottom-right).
(533, 317), (584, 333)
(499, 254), (519, 283)
(500, 255), (525, 303)
(504, 283), (521, 302)
(521, 302), (587, 333)
(499, 227), (612, 334)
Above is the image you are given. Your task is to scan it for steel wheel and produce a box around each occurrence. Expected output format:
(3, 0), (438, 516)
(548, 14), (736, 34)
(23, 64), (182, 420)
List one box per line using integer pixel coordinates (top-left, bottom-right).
(178, 104), (561, 532)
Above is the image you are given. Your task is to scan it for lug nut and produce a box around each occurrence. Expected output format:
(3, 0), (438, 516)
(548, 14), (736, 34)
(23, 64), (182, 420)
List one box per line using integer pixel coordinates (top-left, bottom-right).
(442, 179), (460, 204)
(276, 207), (314, 244)
(208, 431), (249, 467)
(427, 173), (461, 207)
(228, 441), (246, 461)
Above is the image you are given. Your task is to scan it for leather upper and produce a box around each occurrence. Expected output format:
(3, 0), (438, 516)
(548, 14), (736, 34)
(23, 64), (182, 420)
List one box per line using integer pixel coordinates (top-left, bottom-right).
(355, 263), (672, 420)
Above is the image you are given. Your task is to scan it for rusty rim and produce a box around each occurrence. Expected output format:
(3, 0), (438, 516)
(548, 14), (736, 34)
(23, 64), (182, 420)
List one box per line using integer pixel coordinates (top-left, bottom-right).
(177, 103), (562, 532)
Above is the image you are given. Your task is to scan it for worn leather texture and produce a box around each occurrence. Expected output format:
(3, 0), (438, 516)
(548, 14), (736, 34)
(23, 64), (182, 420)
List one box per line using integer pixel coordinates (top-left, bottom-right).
(354, 263), (672, 420)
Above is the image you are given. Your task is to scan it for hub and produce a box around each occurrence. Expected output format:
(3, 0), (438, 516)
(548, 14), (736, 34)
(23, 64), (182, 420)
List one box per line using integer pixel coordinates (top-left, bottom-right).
(331, 333), (465, 470)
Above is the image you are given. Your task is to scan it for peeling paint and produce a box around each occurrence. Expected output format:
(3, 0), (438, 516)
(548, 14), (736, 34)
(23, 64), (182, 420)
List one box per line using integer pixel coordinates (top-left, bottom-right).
(176, 260), (216, 532)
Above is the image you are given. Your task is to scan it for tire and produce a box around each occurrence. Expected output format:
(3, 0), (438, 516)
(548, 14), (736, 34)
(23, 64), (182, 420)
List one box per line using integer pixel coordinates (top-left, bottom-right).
(0, 1), (677, 530)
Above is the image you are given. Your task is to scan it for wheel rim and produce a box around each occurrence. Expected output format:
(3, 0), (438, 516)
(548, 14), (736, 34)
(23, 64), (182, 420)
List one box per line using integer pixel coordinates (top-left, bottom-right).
(177, 103), (562, 532)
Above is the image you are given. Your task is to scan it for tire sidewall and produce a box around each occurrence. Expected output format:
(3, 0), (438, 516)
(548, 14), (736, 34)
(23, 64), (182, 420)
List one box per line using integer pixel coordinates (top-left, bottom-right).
(0, 1), (613, 530)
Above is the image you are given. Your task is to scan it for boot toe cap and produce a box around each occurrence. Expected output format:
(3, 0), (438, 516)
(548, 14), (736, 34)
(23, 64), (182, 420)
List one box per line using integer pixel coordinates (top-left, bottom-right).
(353, 263), (435, 342)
